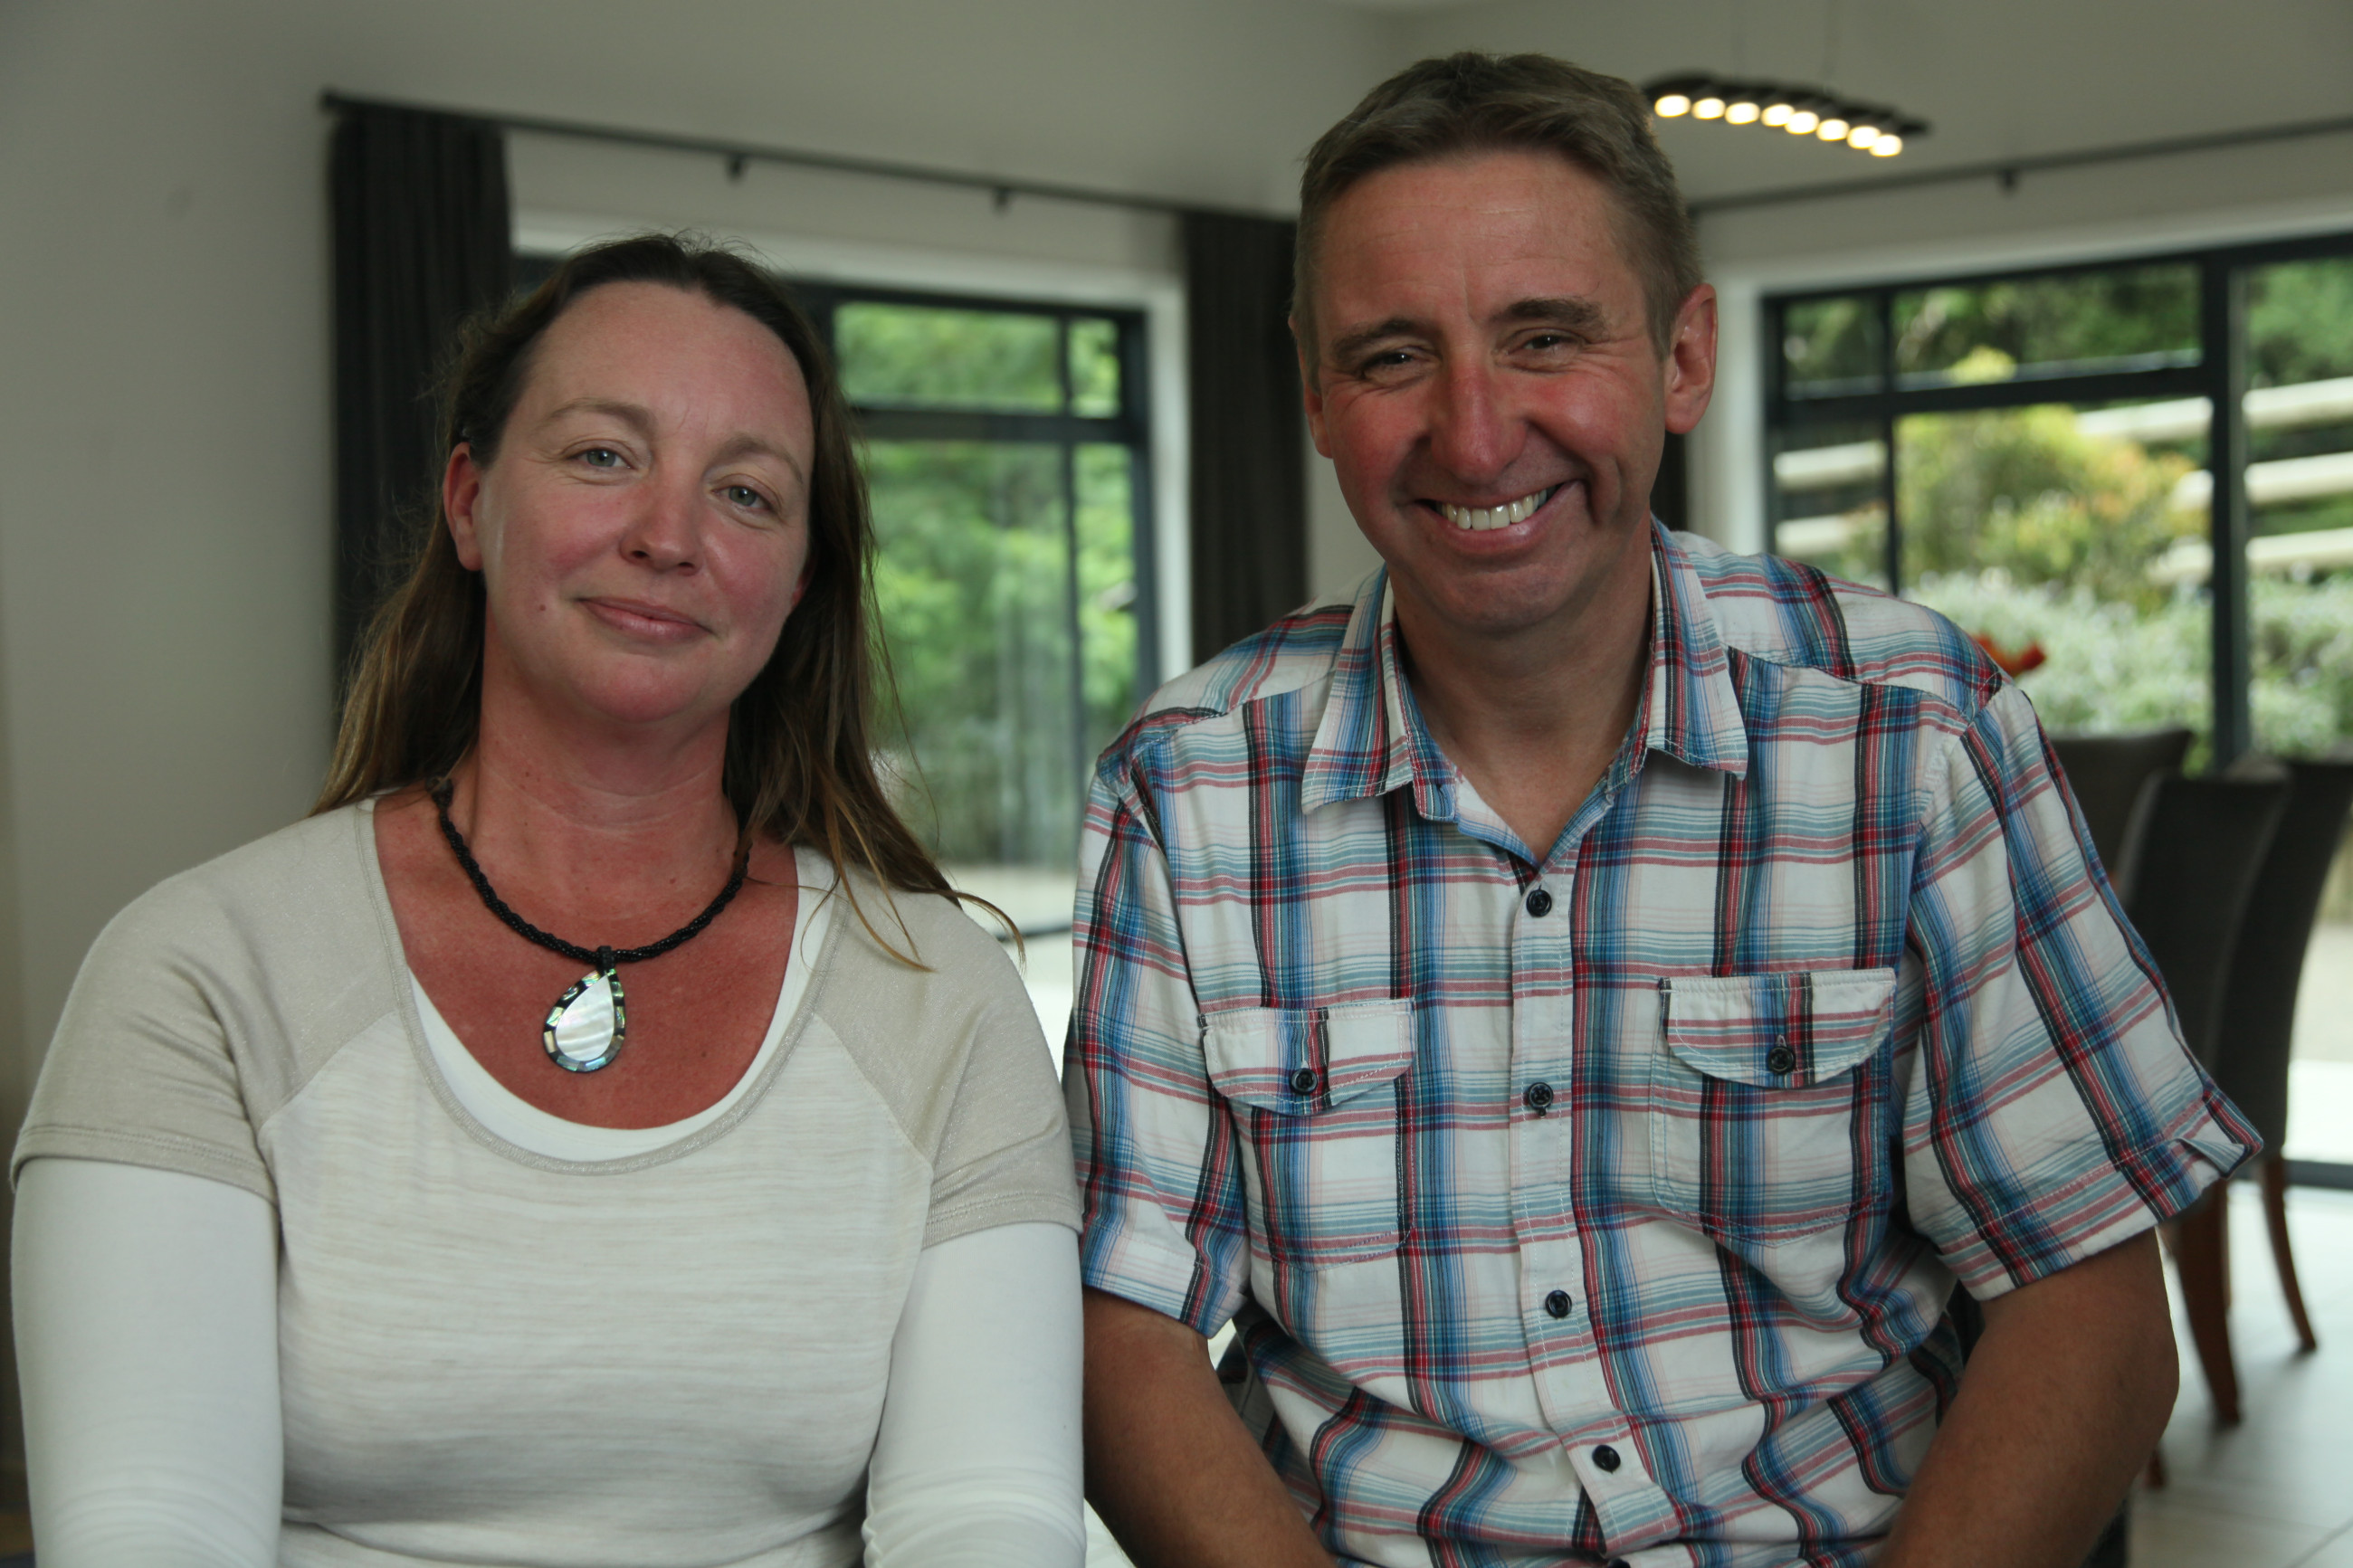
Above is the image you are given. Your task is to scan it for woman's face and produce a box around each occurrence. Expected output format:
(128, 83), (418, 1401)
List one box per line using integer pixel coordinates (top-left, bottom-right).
(444, 281), (816, 740)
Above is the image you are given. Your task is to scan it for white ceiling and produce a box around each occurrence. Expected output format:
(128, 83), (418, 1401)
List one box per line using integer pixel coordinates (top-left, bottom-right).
(1385, 0), (2353, 205)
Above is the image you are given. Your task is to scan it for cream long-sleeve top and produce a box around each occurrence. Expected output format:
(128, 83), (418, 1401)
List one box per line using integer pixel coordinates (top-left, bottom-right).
(12, 803), (1086, 1568)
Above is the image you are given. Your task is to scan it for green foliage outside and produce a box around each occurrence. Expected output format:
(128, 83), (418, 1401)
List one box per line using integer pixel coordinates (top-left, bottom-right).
(865, 441), (1139, 868)
(1898, 354), (2202, 611)
(837, 304), (1062, 411)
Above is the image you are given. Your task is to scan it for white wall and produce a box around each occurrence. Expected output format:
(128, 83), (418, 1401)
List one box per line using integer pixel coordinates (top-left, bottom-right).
(0, 0), (1401, 1115)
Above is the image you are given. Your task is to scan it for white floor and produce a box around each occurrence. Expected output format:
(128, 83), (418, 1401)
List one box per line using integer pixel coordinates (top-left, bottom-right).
(2134, 1183), (2353, 1567)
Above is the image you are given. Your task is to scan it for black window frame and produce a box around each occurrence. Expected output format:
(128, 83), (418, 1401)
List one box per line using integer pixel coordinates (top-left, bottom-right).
(1764, 228), (2353, 764)
(789, 279), (1160, 700)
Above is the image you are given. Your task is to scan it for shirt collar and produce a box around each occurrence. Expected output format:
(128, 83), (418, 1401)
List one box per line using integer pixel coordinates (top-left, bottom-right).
(1299, 521), (1748, 819)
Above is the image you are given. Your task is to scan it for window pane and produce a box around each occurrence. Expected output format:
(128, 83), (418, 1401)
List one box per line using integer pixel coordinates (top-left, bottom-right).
(1899, 401), (2211, 753)
(1070, 318), (1121, 418)
(1075, 443), (1138, 760)
(1772, 421), (1887, 589)
(1891, 265), (2199, 389)
(867, 442), (1079, 872)
(2243, 257), (2353, 761)
(837, 304), (1061, 412)
(1781, 296), (1881, 399)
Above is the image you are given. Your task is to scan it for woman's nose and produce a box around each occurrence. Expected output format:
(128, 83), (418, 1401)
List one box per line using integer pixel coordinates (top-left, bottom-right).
(621, 479), (702, 572)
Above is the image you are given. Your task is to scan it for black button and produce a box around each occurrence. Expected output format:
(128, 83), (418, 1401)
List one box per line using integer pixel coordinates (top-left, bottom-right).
(1766, 1036), (1796, 1075)
(1289, 1067), (1319, 1095)
(1523, 1080), (1556, 1114)
(1544, 1288), (1572, 1318)
(1593, 1444), (1622, 1473)
(1525, 887), (1554, 917)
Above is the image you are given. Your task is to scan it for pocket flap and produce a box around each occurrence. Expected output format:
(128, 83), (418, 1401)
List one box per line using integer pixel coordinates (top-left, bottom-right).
(1204, 999), (1415, 1113)
(1662, 968), (1896, 1088)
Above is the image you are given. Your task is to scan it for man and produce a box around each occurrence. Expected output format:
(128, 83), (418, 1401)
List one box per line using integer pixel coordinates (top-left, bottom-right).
(1068, 52), (2251, 1568)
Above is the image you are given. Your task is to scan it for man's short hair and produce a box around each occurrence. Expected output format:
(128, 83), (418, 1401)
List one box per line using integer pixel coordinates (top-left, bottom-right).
(1295, 52), (1703, 361)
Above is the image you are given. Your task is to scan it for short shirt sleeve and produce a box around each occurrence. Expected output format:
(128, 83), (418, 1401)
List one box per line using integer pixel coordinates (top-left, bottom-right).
(14, 878), (278, 1203)
(1064, 758), (1249, 1337)
(1900, 683), (2255, 1297)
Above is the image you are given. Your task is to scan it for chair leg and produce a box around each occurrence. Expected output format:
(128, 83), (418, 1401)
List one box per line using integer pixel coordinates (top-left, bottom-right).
(2174, 1193), (2243, 1425)
(2262, 1156), (2319, 1353)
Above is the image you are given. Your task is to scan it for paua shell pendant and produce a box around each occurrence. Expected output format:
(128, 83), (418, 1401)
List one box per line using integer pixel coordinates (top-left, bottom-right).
(543, 965), (627, 1072)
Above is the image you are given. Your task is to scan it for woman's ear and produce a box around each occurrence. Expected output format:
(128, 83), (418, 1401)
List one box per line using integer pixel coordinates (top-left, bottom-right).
(443, 444), (489, 571)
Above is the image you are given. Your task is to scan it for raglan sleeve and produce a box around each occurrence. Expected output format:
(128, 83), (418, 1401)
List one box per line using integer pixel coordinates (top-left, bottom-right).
(14, 879), (275, 1204)
(1899, 681), (2256, 1298)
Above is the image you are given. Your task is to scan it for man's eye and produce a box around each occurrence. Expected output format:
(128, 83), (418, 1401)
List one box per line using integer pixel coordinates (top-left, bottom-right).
(579, 446), (624, 469)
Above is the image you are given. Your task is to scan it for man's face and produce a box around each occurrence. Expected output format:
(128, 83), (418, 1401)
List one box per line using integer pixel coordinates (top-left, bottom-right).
(1302, 149), (1716, 648)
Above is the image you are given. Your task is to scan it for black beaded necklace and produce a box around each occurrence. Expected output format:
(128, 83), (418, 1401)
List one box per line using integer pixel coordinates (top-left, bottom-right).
(429, 778), (751, 1073)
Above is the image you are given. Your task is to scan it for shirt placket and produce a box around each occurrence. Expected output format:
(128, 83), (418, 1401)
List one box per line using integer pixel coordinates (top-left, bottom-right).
(1508, 840), (1676, 1549)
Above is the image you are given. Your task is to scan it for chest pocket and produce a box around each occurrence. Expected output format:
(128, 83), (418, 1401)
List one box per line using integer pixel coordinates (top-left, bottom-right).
(1204, 1000), (1414, 1270)
(1651, 968), (1897, 1245)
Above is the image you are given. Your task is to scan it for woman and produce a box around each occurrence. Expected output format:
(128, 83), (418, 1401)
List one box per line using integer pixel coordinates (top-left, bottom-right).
(12, 234), (1085, 1567)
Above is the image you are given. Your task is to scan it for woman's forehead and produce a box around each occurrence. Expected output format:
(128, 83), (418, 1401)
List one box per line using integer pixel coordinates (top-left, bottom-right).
(521, 282), (812, 440)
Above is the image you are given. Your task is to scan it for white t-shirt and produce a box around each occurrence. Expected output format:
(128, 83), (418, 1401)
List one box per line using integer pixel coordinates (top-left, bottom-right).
(14, 802), (1081, 1567)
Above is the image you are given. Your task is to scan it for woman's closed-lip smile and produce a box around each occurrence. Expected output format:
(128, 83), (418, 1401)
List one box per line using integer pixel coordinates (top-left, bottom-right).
(582, 595), (706, 640)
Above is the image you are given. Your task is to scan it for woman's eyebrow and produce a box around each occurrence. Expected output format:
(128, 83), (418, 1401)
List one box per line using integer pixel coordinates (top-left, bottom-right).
(710, 432), (808, 487)
(540, 396), (658, 436)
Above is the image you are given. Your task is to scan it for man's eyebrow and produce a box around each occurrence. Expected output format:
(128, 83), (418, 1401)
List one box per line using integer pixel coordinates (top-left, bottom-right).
(1497, 296), (1607, 334)
(1326, 316), (1426, 366)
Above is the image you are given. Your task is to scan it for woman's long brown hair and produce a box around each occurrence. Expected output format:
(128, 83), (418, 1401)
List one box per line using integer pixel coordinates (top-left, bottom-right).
(316, 233), (997, 960)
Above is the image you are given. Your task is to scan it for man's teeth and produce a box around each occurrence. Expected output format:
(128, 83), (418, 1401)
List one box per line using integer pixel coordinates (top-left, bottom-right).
(1440, 487), (1557, 530)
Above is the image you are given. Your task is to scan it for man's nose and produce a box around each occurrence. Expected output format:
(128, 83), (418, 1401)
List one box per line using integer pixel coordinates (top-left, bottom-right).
(1424, 359), (1520, 488)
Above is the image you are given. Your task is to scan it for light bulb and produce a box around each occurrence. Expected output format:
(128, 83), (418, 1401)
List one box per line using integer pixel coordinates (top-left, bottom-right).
(1847, 124), (1881, 149)
(1654, 92), (1691, 117)
(1694, 95), (1727, 119)
(1726, 100), (1761, 124)
(1817, 116), (1850, 140)
(1761, 100), (1794, 126)
(1871, 134), (1903, 157)
(1786, 109), (1820, 135)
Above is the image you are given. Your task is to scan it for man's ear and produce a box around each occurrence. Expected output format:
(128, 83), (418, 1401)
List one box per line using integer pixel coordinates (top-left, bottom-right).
(1662, 283), (1719, 437)
(443, 445), (488, 571)
(1293, 316), (1335, 459)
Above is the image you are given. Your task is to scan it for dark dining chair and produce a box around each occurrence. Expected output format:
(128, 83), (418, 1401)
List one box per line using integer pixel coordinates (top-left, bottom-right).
(2050, 727), (2195, 905)
(2123, 770), (2292, 1426)
(2180, 758), (2353, 1392)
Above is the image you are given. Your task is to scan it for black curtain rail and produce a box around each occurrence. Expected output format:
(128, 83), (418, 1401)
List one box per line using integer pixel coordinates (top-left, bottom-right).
(1689, 109), (2353, 217)
(319, 90), (1281, 222)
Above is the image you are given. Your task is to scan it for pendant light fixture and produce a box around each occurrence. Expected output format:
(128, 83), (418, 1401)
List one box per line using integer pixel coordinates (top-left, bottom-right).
(1647, 74), (1926, 157)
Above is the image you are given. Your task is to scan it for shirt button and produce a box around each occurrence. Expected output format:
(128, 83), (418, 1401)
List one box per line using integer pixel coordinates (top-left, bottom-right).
(1767, 1037), (1796, 1075)
(1544, 1288), (1572, 1318)
(1523, 1080), (1556, 1114)
(1525, 887), (1554, 917)
(1288, 1067), (1319, 1095)
(1593, 1444), (1622, 1473)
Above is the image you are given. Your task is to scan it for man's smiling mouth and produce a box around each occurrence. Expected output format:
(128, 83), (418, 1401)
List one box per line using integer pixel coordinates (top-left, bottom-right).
(1437, 484), (1561, 531)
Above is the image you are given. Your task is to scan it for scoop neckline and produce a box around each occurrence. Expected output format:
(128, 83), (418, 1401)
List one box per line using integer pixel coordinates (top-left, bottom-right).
(353, 797), (842, 1172)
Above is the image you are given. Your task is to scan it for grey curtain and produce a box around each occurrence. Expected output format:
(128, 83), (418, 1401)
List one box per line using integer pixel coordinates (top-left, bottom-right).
(1183, 211), (1306, 663)
(331, 103), (512, 682)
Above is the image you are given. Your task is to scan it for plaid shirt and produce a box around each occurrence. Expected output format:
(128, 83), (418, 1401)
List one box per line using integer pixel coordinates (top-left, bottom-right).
(1067, 524), (2253, 1568)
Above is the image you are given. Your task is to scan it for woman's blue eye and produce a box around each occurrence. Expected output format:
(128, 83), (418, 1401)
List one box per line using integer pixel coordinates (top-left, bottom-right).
(725, 485), (767, 509)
